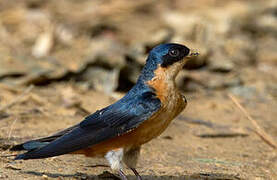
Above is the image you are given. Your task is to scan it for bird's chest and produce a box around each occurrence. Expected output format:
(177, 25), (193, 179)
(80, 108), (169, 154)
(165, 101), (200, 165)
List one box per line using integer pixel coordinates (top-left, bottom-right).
(139, 93), (186, 141)
(131, 84), (187, 145)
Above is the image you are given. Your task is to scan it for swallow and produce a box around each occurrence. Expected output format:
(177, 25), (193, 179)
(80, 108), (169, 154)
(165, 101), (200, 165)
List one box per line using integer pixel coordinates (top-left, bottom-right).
(11, 43), (197, 180)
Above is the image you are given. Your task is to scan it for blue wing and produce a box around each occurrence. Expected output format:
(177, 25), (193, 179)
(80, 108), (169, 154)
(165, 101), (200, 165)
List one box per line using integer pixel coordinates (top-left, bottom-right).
(13, 90), (161, 160)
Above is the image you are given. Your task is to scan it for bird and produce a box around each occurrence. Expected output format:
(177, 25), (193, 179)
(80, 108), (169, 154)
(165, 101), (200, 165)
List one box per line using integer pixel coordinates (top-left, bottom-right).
(11, 43), (198, 180)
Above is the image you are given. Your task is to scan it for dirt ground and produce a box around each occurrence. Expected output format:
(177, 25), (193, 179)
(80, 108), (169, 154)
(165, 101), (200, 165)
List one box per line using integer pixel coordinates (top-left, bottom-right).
(0, 0), (277, 180)
(0, 80), (276, 180)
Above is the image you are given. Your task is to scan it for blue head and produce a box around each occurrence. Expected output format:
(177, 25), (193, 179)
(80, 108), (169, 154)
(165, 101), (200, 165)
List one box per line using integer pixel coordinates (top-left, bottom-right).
(138, 43), (192, 82)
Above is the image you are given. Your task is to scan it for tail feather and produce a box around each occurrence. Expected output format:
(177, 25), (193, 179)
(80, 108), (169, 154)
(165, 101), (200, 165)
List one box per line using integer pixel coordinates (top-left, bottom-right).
(10, 144), (25, 151)
(11, 125), (79, 160)
(14, 153), (27, 160)
(11, 125), (77, 152)
(11, 141), (50, 160)
(10, 141), (49, 151)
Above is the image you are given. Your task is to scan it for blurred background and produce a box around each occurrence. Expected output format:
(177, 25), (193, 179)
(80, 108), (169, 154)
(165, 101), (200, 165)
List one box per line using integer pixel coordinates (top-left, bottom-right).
(0, 0), (276, 179)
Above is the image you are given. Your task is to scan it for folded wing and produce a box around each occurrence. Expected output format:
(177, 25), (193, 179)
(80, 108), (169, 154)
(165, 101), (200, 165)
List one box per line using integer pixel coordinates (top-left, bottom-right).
(14, 91), (161, 160)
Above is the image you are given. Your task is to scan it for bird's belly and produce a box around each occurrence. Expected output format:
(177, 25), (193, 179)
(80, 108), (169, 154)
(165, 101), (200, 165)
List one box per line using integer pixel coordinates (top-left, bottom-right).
(130, 97), (186, 145)
(130, 111), (175, 145)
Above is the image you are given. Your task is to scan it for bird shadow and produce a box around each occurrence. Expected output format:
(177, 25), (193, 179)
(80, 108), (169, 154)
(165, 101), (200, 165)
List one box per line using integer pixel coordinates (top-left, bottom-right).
(22, 170), (241, 180)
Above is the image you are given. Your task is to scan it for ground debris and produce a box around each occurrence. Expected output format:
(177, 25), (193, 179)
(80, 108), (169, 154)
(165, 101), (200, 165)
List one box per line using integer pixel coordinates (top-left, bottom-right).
(0, 1), (277, 179)
(192, 172), (241, 180)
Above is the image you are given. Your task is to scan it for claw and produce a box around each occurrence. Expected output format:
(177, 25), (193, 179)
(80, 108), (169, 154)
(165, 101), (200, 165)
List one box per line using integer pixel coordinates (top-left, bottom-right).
(130, 168), (142, 180)
(119, 169), (128, 180)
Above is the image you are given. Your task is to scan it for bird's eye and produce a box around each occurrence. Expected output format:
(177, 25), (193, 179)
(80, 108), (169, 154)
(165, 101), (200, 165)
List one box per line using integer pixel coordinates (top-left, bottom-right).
(169, 49), (180, 57)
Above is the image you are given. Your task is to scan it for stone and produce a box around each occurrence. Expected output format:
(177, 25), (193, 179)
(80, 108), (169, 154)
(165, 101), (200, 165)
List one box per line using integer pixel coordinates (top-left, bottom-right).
(208, 51), (235, 73)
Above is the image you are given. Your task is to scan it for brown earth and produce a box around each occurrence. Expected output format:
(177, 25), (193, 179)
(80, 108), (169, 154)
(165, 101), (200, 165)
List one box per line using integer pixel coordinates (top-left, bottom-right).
(0, 0), (277, 179)
(0, 80), (276, 180)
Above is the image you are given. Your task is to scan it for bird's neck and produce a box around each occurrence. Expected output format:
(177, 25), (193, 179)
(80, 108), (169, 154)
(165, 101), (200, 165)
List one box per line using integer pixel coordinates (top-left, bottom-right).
(145, 65), (181, 104)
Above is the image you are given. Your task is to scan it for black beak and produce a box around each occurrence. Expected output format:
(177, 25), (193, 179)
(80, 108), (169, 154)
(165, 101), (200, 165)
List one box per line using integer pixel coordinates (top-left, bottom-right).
(188, 49), (199, 57)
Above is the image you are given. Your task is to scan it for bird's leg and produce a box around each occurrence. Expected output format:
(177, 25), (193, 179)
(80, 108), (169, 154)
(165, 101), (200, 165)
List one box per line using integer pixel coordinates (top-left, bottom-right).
(123, 146), (142, 180)
(119, 169), (128, 180)
(130, 168), (142, 180)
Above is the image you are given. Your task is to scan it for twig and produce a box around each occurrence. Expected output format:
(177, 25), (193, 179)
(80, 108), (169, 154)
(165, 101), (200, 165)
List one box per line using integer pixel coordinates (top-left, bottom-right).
(0, 154), (16, 157)
(87, 164), (110, 168)
(8, 118), (17, 140)
(228, 93), (277, 149)
(0, 118), (18, 156)
(0, 118), (17, 157)
(0, 85), (34, 113)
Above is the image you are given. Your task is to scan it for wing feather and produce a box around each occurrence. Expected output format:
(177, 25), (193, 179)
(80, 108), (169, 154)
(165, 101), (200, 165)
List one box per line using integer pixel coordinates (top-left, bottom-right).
(14, 91), (161, 160)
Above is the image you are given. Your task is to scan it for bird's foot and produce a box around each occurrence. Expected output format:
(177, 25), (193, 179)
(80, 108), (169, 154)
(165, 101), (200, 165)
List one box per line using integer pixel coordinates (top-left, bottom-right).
(119, 169), (128, 180)
(130, 168), (142, 180)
